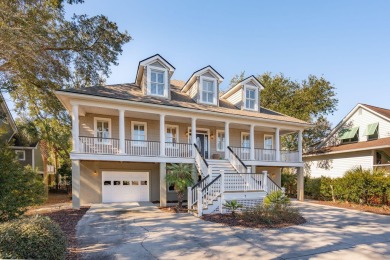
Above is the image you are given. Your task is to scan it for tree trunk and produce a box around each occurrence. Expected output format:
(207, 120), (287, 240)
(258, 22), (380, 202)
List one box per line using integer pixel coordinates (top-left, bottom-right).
(39, 140), (49, 194)
(177, 191), (183, 209)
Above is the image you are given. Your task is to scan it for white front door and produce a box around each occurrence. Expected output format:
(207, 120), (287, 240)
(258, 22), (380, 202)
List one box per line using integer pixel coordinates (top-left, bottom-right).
(102, 171), (149, 203)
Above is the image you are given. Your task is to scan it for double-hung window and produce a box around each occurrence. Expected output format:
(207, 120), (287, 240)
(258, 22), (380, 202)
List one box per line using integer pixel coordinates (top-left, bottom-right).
(264, 135), (273, 150)
(245, 88), (256, 110)
(132, 122), (147, 146)
(216, 130), (225, 151)
(15, 150), (25, 161)
(202, 80), (215, 104)
(150, 69), (165, 96)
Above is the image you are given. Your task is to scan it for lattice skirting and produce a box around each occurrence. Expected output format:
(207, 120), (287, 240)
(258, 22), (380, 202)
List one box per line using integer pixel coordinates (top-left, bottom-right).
(224, 198), (263, 213)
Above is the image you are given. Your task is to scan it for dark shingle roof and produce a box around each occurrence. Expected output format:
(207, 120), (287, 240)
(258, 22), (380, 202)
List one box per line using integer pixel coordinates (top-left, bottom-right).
(362, 104), (390, 120)
(59, 82), (308, 124)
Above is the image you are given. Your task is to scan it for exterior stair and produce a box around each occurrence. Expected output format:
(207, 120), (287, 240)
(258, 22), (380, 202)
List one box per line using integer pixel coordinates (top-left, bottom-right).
(206, 159), (237, 180)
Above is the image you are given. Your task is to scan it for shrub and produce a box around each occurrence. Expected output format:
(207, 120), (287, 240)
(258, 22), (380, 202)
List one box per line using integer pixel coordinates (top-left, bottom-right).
(223, 200), (243, 217)
(305, 177), (321, 199)
(0, 215), (67, 259)
(264, 190), (290, 208)
(0, 145), (46, 221)
(281, 171), (297, 197)
(241, 204), (305, 226)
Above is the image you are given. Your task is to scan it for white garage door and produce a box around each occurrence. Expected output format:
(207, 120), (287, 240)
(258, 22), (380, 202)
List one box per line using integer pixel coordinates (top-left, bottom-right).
(102, 171), (149, 203)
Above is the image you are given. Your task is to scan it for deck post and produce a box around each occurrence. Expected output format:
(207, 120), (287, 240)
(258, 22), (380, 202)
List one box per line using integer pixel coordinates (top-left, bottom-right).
(298, 130), (303, 162)
(262, 170), (268, 192)
(224, 121), (230, 159)
(275, 127), (280, 161)
(187, 187), (192, 213)
(71, 160), (80, 209)
(197, 188), (203, 217)
(160, 114), (165, 157)
(119, 109), (125, 154)
(160, 162), (167, 207)
(71, 104), (79, 152)
(250, 124), (255, 160)
(297, 167), (304, 201)
(220, 170), (225, 193)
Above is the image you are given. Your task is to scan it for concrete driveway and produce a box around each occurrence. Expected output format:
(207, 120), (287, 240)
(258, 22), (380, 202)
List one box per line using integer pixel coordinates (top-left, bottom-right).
(76, 201), (390, 259)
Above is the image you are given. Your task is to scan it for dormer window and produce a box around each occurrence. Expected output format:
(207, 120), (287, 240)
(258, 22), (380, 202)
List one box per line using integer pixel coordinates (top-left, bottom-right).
(151, 69), (165, 96)
(245, 88), (256, 110)
(202, 79), (215, 104)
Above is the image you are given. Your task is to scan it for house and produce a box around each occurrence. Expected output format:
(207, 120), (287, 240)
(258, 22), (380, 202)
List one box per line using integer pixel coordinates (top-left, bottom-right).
(55, 54), (310, 213)
(304, 104), (390, 178)
(0, 93), (43, 173)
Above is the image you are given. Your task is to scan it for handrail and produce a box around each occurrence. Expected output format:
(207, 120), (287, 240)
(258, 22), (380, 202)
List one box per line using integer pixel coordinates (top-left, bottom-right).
(267, 176), (282, 190)
(79, 136), (119, 140)
(191, 175), (209, 191)
(227, 146), (247, 169)
(202, 174), (221, 192)
(194, 143), (209, 167)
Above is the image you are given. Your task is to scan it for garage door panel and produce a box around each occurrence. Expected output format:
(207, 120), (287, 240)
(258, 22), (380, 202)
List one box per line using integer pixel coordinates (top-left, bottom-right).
(102, 171), (149, 203)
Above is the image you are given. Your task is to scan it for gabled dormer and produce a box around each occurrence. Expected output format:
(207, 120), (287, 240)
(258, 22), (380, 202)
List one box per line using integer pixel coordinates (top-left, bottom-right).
(221, 75), (264, 112)
(181, 66), (224, 106)
(135, 54), (175, 99)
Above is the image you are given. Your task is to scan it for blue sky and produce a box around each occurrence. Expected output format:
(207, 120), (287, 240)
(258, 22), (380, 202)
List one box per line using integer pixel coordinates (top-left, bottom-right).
(5, 1), (390, 126)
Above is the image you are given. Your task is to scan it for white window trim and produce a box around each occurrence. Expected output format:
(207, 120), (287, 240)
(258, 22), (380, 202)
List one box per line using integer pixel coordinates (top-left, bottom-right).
(199, 75), (218, 105)
(166, 124), (179, 148)
(15, 150), (25, 161)
(241, 132), (250, 153)
(216, 130), (225, 152)
(146, 65), (169, 98)
(94, 117), (112, 140)
(264, 134), (274, 150)
(131, 121), (148, 144)
(243, 85), (259, 111)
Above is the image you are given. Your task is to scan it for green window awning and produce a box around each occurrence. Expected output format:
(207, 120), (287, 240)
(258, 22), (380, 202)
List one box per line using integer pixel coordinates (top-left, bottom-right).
(338, 127), (359, 140)
(364, 123), (378, 136)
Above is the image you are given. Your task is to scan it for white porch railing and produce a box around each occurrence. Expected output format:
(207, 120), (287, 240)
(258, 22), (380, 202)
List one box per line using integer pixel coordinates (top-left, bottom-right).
(255, 148), (276, 161)
(227, 147), (248, 174)
(224, 173), (264, 192)
(79, 136), (120, 154)
(124, 140), (160, 156)
(280, 150), (300, 163)
(267, 176), (283, 194)
(188, 175), (209, 210)
(198, 174), (222, 215)
(165, 142), (192, 158)
(194, 143), (210, 178)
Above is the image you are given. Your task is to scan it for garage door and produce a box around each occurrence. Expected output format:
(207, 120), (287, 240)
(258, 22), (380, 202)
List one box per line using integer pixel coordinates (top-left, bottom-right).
(102, 171), (149, 203)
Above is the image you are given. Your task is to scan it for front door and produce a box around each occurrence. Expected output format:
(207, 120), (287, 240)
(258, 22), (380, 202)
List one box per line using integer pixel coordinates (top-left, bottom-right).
(196, 133), (208, 158)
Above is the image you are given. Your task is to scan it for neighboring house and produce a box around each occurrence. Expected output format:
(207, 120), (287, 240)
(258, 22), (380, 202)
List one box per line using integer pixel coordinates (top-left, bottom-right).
(55, 54), (310, 213)
(304, 104), (390, 178)
(0, 92), (43, 173)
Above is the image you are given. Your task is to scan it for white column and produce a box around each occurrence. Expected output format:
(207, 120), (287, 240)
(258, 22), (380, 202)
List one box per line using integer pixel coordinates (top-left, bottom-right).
(119, 109), (125, 154)
(160, 114), (165, 156)
(275, 127), (280, 161)
(224, 121), (230, 159)
(71, 104), (79, 152)
(160, 162), (167, 207)
(187, 187), (192, 212)
(250, 124), (255, 160)
(297, 167), (304, 201)
(191, 117), (197, 154)
(298, 130), (303, 162)
(262, 170), (268, 192)
(71, 160), (80, 209)
(197, 187), (203, 217)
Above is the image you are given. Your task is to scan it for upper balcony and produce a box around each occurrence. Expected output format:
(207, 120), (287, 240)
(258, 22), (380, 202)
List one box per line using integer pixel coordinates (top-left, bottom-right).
(69, 103), (304, 166)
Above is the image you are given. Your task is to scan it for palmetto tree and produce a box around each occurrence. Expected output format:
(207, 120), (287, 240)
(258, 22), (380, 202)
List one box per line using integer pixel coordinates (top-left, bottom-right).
(166, 163), (194, 209)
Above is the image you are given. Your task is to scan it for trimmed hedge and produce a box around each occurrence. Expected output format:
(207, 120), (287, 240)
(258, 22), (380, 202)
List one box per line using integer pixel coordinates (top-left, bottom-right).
(304, 167), (390, 205)
(0, 215), (67, 259)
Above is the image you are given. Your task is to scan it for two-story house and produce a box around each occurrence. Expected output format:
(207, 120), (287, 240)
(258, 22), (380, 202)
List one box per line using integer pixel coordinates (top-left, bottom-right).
(0, 92), (43, 172)
(55, 54), (310, 214)
(304, 104), (390, 178)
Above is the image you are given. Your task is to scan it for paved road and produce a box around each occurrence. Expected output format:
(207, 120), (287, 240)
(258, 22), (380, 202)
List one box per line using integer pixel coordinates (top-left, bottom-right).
(76, 201), (390, 259)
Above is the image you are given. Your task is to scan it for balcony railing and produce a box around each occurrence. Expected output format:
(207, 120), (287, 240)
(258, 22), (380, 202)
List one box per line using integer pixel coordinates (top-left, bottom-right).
(78, 136), (193, 158)
(79, 136), (120, 154)
(165, 142), (193, 158)
(229, 146), (300, 163)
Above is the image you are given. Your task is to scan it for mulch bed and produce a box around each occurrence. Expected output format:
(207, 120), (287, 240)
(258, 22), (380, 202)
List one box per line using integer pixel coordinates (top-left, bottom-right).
(159, 206), (188, 213)
(35, 207), (90, 260)
(202, 213), (306, 228)
(311, 200), (390, 215)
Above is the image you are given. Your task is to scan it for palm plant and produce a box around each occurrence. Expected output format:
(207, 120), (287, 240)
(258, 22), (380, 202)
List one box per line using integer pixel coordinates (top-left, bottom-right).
(223, 200), (243, 217)
(166, 163), (194, 209)
(264, 190), (290, 208)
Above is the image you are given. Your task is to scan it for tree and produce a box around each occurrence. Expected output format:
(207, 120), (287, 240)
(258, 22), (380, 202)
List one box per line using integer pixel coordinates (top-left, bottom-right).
(0, 0), (131, 172)
(166, 163), (194, 209)
(223, 200), (243, 217)
(0, 144), (46, 221)
(229, 72), (337, 150)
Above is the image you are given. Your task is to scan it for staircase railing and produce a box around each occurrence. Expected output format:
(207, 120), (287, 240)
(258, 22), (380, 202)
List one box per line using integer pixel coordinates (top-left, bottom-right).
(194, 143), (210, 178)
(197, 174), (222, 216)
(267, 176), (283, 194)
(188, 175), (209, 210)
(224, 173), (263, 192)
(227, 146), (248, 173)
